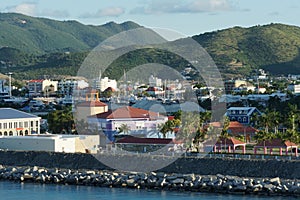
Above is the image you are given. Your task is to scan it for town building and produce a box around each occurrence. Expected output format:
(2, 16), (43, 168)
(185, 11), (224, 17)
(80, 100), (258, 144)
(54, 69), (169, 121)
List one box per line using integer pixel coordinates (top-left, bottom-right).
(226, 107), (261, 125)
(149, 75), (162, 87)
(287, 84), (300, 95)
(224, 80), (249, 94)
(0, 108), (41, 136)
(75, 90), (108, 122)
(0, 134), (100, 153)
(0, 79), (9, 98)
(94, 77), (117, 92)
(88, 106), (168, 141)
(27, 79), (58, 97)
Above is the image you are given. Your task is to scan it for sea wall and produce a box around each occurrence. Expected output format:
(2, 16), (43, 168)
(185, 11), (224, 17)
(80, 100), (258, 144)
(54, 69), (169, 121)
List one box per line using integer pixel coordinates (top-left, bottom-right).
(0, 151), (299, 179)
(0, 165), (299, 196)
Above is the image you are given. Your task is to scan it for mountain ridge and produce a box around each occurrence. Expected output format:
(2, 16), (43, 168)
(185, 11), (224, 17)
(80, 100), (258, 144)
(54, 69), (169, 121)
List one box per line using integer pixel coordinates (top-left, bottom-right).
(1, 13), (300, 78)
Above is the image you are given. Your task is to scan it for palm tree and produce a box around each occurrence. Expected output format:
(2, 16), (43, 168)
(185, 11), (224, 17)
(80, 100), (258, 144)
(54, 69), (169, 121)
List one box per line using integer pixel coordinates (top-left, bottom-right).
(118, 124), (130, 134)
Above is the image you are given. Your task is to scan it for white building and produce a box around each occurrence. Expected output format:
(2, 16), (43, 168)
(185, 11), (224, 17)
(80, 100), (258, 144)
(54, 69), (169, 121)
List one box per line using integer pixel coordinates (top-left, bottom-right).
(0, 108), (41, 136)
(27, 79), (58, 97)
(0, 134), (100, 153)
(94, 77), (117, 92)
(287, 84), (300, 94)
(149, 75), (162, 87)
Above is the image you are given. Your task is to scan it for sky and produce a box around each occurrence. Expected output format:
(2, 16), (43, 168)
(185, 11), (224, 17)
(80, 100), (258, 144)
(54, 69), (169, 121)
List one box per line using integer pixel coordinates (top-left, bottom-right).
(0, 0), (299, 37)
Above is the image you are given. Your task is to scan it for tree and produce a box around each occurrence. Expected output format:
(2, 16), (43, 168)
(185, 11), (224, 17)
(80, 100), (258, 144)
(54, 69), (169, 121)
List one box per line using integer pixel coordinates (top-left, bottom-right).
(158, 120), (175, 138)
(47, 106), (75, 134)
(118, 124), (130, 134)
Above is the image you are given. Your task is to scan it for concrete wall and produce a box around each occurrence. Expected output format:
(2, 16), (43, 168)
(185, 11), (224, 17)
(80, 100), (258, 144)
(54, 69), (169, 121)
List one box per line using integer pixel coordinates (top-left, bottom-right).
(0, 151), (299, 179)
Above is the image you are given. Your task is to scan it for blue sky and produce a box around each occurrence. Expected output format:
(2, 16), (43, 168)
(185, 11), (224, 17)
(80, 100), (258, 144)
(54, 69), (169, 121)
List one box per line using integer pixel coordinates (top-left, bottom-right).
(0, 0), (299, 36)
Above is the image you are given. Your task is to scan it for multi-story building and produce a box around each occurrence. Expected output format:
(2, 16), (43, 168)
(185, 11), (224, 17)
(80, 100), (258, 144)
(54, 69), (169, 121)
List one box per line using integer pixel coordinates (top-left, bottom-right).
(27, 79), (58, 97)
(57, 79), (78, 96)
(0, 108), (41, 136)
(224, 80), (248, 94)
(149, 75), (162, 87)
(94, 77), (117, 92)
(226, 107), (261, 125)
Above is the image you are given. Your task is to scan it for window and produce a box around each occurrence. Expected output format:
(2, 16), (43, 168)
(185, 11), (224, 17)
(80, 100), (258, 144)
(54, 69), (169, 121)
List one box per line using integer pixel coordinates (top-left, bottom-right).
(0, 123), (2, 129)
(30, 121), (33, 127)
(9, 123), (12, 129)
(24, 122), (28, 128)
(14, 122), (17, 128)
(243, 117), (247, 122)
(19, 122), (23, 128)
(3, 123), (7, 129)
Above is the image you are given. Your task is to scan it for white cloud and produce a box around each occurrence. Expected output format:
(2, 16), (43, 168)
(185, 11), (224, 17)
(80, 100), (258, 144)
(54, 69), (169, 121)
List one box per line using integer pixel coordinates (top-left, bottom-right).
(131, 0), (233, 14)
(4, 3), (37, 16)
(3, 2), (69, 18)
(80, 7), (125, 18)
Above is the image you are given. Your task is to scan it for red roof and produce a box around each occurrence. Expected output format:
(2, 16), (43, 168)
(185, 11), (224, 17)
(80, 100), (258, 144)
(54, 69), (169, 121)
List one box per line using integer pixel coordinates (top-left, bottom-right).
(116, 136), (173, 145)
(91, 106), (160, 119)
(215, 137), (246, 146)
(76, 101), (107, 107)
(255, 138), (297, 148)
(206, 121), (258, 135)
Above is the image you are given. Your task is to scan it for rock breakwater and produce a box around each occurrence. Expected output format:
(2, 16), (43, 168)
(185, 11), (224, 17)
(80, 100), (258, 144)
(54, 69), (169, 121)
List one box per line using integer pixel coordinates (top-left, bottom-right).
(0, 165), (299, 197)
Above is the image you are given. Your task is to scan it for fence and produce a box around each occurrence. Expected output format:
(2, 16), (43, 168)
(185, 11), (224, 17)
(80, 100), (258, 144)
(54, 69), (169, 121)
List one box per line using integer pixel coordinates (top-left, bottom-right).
(97, 149), (300, 161)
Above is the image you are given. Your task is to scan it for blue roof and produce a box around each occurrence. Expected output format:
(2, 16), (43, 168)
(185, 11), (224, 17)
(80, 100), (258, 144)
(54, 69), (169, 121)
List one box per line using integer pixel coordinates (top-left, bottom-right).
(0, 108), (39, 120)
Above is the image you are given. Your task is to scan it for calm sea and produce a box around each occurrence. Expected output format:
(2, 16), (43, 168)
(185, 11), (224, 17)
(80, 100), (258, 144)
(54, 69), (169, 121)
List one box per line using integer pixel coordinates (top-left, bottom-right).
(0, 181), (291, 200)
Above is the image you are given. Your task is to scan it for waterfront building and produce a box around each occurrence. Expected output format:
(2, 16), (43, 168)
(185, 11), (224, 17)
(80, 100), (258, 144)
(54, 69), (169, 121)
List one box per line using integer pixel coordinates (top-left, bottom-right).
(0, 108), (41, 136)
(88, 106), (168, 141)
(0, 134), (99, 153)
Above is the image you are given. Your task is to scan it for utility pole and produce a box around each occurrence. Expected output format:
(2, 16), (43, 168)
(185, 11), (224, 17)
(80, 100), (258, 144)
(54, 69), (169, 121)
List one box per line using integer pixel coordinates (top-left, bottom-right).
(8, 72), (12, 98)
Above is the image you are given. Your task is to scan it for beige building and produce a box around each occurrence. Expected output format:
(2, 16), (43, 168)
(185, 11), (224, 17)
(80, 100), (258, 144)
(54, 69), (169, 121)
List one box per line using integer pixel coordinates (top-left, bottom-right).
(0, 108), (40, 136)
(0, 134), (100, 153)
(75, 91), (108, 122)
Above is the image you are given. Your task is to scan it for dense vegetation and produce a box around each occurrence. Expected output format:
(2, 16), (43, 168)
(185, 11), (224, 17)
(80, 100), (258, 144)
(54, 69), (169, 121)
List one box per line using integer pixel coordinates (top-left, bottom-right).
(2, 13), (300, 79)
(193, 23), (300, 76)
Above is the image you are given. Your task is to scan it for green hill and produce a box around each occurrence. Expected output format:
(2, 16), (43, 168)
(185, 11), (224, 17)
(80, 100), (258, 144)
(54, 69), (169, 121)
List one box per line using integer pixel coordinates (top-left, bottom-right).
(192, 23), (300, 75)
(0, 13), (140, 54)
(1, 13), (300, 79)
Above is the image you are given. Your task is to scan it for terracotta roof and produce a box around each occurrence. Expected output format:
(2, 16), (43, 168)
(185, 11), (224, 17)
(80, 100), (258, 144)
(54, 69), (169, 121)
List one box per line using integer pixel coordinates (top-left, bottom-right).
(215, 137), (246, 146)
(91, 106), (160, 119)
(206, 121), (258, 135)
(115, 136), (173, 145)
(255, 138), (298, 148)
(203, 137), (246, 146)
(76, 101), (107, 107)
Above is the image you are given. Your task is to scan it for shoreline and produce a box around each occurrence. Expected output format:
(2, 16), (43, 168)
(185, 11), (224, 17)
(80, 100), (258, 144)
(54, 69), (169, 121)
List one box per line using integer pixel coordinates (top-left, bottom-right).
(0, 165), (299, 197)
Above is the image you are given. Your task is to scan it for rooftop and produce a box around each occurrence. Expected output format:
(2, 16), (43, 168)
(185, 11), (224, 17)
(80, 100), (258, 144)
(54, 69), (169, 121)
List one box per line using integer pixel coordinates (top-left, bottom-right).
(0, 108), (40, 120)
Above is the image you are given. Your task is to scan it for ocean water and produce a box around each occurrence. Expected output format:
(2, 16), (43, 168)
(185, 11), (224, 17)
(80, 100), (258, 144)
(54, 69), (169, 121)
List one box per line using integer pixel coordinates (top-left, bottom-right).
(0, 181), (291, 200)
